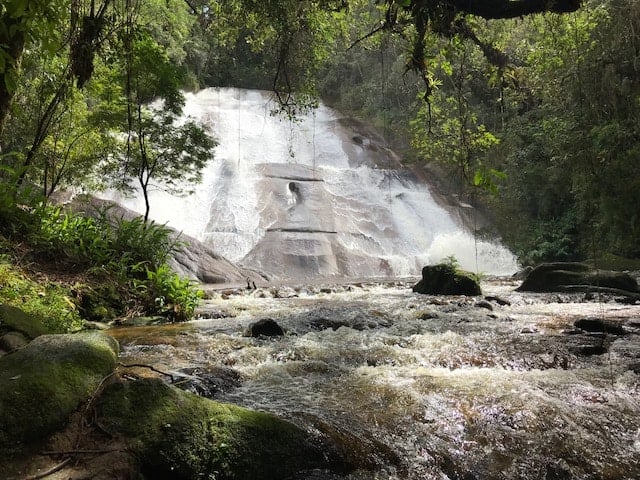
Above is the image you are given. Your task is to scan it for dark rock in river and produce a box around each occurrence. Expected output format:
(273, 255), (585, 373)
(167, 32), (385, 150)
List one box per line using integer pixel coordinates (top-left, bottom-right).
(516, 262), (639, 293)
(574, 317), (626, 335)
(174, 366), (243, 398)
(412, 264), (482, 296)
(244, 318), (285, 337)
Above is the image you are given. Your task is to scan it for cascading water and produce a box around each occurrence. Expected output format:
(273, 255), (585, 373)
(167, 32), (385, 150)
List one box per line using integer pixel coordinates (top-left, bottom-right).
(102, 88), (518, 280)
(110, 280), (640, 479)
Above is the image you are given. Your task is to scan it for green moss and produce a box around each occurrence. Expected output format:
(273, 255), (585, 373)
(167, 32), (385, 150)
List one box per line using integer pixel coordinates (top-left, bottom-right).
(413, 263), (482, 296)
(0, 263), (82, 333)
(97, 378), (330, 480)
(0, 304), (49, 338)
(0, 331), (119, 454)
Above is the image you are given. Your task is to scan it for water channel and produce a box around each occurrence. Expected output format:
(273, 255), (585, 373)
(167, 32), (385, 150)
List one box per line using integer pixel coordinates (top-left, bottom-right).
(109, 278), (640, 479)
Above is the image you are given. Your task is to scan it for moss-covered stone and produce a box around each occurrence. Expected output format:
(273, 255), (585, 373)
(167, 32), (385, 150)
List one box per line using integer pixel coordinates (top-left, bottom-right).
(0, 331), (29, 352)
(516, 262), (639, 293)
(0, 331), (119, 454)
(97, 378), (346, 480)
(412, 263), (482, 296)
(0, 304), (50, 338)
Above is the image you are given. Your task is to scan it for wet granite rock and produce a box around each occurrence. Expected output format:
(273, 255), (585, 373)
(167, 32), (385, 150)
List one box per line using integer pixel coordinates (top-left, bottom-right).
(244, 318), (285, 337)
(174, 366), (243, 398)
(412, 264), (482, 296)
(574, 317), (626, 335)
(516, 262), (639, 293)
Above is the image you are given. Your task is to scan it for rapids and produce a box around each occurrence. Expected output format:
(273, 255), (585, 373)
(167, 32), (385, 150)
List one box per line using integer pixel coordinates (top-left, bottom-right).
(100, 88), (518, 279)
(109, 279), (640, 479)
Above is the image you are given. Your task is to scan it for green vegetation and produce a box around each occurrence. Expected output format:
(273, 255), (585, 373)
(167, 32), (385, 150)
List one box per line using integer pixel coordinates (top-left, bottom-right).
(0, 331), (119, 454)
(0, 198), (203, 324)
(0, 262), (82, 333)
(97, 377), (333, 479)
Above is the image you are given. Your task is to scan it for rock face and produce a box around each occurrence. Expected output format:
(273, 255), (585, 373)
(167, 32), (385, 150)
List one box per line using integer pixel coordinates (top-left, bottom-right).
(62, 195), (265, 284)
(96, 378), (351, 479)
(94, 88), (519, 280)
(412, 264), (482, 296)
(0, 331), (119, 454)
(169, 232), (265, 284)
(516, 262), (639, 293)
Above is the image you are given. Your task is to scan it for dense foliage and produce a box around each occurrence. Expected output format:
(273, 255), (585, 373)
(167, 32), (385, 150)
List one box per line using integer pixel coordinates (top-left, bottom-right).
(313, 0), (640, 264)
(0, 195), (203, 324)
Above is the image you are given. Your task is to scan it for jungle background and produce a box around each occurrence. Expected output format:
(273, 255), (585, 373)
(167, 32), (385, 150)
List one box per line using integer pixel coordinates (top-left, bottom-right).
(1, 0), (640, 325)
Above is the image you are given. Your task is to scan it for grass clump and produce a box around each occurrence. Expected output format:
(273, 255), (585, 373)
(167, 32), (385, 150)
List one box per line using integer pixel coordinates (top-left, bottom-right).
(0, 261), (82, 333)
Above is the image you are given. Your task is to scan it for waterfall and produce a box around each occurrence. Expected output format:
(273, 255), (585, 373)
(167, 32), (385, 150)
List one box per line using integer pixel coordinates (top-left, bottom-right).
(102, 87), (518, 279)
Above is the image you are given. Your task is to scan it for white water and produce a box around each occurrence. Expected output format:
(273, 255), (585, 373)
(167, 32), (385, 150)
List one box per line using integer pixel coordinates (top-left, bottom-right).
(102, 88), (518, 279)
(110, 280), (640, 479)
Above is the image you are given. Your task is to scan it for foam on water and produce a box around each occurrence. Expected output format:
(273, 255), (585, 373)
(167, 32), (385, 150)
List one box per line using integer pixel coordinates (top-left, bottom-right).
(112, 282), (640, 479)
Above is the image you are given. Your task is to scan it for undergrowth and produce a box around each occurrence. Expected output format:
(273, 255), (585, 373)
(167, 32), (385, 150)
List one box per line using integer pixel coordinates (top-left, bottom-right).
(0, 260), (83, 333)
(0, 191), (203, 324)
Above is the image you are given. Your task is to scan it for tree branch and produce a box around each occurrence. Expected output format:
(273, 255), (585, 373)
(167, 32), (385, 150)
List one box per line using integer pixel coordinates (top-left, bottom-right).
(452, 0), (581, 19)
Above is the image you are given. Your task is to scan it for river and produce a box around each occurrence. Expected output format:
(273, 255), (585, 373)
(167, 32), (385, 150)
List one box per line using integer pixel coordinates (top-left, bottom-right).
(109, 278), (640, 479)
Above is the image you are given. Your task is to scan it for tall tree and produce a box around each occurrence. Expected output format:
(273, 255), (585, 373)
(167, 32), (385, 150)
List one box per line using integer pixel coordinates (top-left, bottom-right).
(97, 1), (216, 222)
(0, 0), (67, 137)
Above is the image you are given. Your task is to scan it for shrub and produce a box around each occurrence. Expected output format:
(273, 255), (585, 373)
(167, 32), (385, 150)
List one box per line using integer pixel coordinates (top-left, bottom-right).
(0, 262), (83, 333)
(135, 264), (203, 322)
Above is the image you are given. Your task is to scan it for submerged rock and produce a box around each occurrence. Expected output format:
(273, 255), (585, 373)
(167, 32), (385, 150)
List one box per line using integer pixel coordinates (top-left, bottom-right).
(244, 318), (285, 337)
(96, 378), (352, 479)
(0, 331), (119, 454)
(574, 317), (626, 335)
(516, 262), (639, 293)
(412, 264), (482, 296)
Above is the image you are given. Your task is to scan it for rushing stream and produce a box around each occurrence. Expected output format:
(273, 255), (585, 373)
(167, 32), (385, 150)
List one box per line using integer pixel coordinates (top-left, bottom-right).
(109, 278), (640, 479)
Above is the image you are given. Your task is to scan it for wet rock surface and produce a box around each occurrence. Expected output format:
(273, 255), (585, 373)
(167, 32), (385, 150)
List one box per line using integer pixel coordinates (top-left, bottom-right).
(244, 318), (285, 337)
(517, 261), (640, 294)
(412, 264), (482, 296)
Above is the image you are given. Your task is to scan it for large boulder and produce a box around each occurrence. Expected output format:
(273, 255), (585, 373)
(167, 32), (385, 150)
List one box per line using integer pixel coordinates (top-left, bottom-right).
(516, 262), (639, 293)
(0, 304), (50, 339)
(169, 233), (265, 284)
(0, 331), (119, 454)
(412, 263), (482, 296)
(96, 378), (351, 480)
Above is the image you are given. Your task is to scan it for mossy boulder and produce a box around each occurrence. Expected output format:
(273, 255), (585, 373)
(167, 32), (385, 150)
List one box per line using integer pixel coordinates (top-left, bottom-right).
(0, 331), (119, 454)
(97, 378), (349, 480)
(516, 262), (639, 293)
(412, 263), (482, 296)
(0, 304), (50, 339)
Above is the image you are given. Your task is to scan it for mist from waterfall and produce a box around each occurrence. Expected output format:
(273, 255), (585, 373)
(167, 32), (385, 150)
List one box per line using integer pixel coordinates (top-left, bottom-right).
(102, 88), (518, 279)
